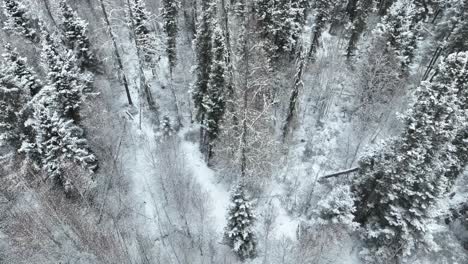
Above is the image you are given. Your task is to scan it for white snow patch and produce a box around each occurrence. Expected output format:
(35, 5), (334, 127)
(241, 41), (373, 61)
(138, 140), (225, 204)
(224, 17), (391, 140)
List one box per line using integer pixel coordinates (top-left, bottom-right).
(180, 136), (230, 233)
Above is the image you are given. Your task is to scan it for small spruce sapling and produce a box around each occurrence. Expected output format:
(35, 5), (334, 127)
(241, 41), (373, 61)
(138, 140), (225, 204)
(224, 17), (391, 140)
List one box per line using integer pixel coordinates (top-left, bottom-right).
(224, 183), (257, 261)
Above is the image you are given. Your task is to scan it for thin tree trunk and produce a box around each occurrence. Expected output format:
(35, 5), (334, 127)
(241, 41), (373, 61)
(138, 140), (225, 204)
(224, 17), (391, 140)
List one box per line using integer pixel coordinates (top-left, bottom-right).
(125, 0), (159, 117)
(240, 6), (250, 179)
(42, 0), (57, 27)
(283, 48), (306, 141)
(98, 0), (133, 105)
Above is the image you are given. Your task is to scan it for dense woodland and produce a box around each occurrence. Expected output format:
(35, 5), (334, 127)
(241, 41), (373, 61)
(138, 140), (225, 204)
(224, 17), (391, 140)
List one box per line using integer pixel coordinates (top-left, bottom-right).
(0, 0), (468, 263)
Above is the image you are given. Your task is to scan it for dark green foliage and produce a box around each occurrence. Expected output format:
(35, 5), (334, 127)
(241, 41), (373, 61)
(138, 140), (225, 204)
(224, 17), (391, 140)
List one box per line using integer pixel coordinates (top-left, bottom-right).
(3, 0), (40, 42)
(353, 52), (468, 262)
(130, 0), (157, 67)
(204, 27), (227, 155)
(33, 99), (97, 186)
(0, 44), (41, 150)
(162, 0), (179, 71)
(224, 183), (257, 261)
(41, 33), (84, 121)
(193, 0), (215, 122)
(59, 0), (95, 68)
(254, 0), (308, 61)
(346, 0), (373, 58)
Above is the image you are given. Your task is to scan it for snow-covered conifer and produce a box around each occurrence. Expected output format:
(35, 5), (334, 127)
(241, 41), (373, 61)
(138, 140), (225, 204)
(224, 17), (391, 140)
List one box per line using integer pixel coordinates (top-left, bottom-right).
(33, 93), (97, 187)
(193, 0), (215, 122)
(255, 0), (307, 60)
(446, 0), (468, 53)
(41, 33), (84, 120)
(129, 0), (157, 67)
(224, 183), (257, 261)
(346, 0), (373, 58)
(0, 68), (25, 147)
(0, 44), (41, 149)
(58, 0), (95, 68)
(353, 51), (468, 262)
(377, 0), (424, 68)
(2, 44), (42, 96)
(159, 116), (174, 137)
(317, 185), (357, 228)
(161, 0), (179, 72)
(203, 26), (227, 159)
(2, 0), (39, 42)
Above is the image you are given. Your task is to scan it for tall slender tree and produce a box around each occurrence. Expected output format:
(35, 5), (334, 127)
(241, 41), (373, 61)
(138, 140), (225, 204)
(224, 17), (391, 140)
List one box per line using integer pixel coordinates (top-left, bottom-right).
(224, 183), (257, 260)
(0, 44), (41, 150)
(193, 0), (215, 122)
(161, 0), (179, 72)
(203, 26), (227, 160)
(58, 0), (95, 68)
(346, 0), (373, 58)
(41, 32), (84, 121)
(129, 0), (157, 68)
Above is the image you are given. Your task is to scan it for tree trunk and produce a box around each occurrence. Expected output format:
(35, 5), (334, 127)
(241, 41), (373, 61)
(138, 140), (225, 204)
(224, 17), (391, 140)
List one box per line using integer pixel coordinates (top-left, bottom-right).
(125, 0), (158, 115)
(42, 0), (57, 27)
(283, 48), (306, 141)
(98, 0), (133, 105)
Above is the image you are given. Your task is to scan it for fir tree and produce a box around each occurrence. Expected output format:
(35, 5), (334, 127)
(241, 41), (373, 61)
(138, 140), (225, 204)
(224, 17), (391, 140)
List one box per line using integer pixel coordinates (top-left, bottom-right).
(192, 0), (215, 122)
(0, 67), (25, 148)
(2, 0), (40, 42)
(161, 0), (179, 72)
(33, 90), (97, 187)
(41, 32), (84, 121)
(203, 26), (227, 159)
(2, 44), (42, 96)
(159, 115), (174, 137)
(378, 0), (425, 68)
(58, 0), (95, 68)
(353, 51), (468, 262)
(346, 0), (373, 58)
(446, 0), (468, 53)
(255, 0), (307, 61)
(224, 183), (257, 261)
(129, 0), (157, 67)
(0, 44), (41, 149)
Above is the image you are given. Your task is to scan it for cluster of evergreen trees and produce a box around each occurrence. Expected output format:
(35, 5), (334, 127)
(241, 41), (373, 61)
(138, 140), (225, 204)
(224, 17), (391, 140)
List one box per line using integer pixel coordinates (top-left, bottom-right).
(0, 0), (97, 194)
(192, 0), (227, 162)
(254, 0), (308, 61)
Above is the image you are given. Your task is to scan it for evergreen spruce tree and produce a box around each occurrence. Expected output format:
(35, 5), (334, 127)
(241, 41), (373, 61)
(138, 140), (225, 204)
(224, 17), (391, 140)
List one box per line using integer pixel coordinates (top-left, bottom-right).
(0, 44), (42, 152)
(353, 51), (468, 262)
(41, 32), (84, 121)
(58, 0), (95, 68)
(161, 0), (179, 72)
(378, 0), (424, 68)
(346, 0), (373, 58)
(33, 99), (97, 187)
(204, 26), (227, 159)
(0, 66), (26, 148)
(224, 183), (257, 261)
(129, 0), (157, 67)
(193, 0), (215, 122)
(2, 0), (40, 42)
(159, 115), (174, 137)
(254, 0), (307, 61)
(2, 44), (42, 96)
(446, 0), (468, 53)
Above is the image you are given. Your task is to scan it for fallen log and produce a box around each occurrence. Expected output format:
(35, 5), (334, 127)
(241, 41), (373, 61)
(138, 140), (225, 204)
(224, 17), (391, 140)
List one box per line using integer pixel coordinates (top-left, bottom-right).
(319, 167), (359, 181)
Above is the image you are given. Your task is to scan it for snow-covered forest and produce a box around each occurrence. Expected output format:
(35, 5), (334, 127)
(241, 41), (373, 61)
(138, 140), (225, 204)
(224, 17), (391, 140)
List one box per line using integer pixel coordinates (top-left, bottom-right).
(0, 0), (467, 263)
